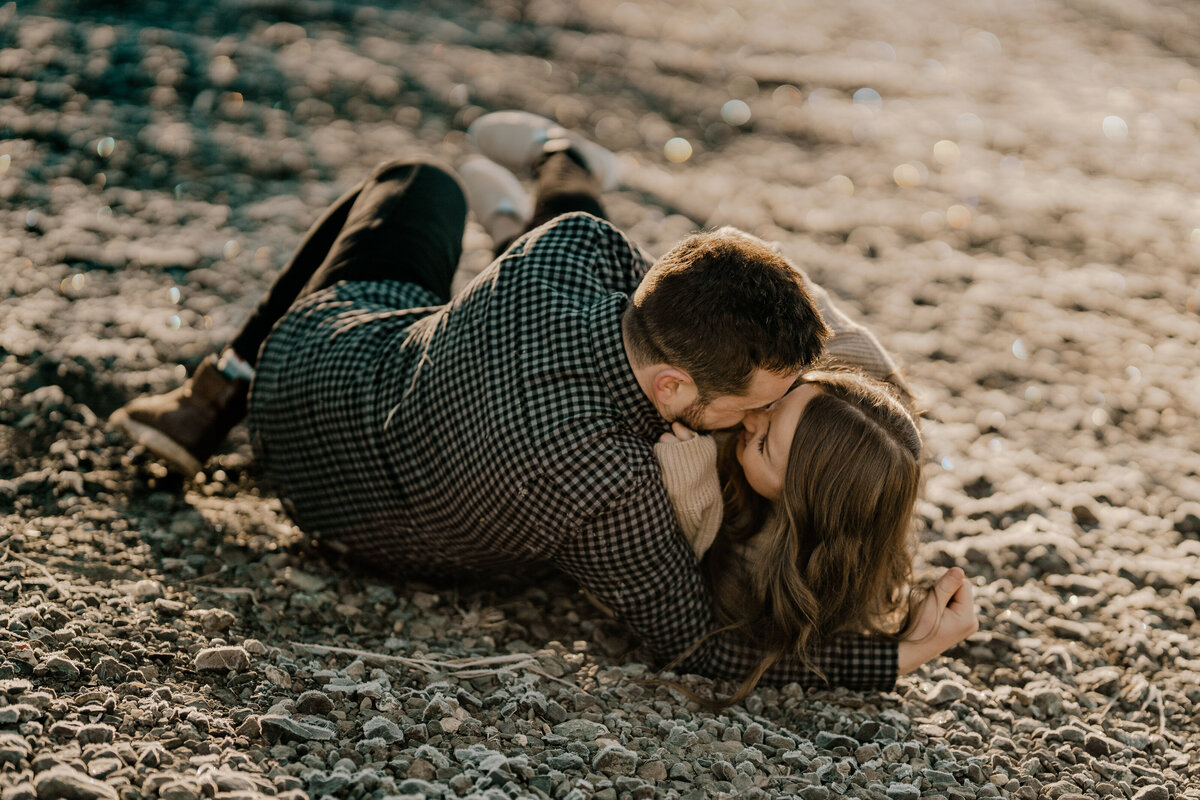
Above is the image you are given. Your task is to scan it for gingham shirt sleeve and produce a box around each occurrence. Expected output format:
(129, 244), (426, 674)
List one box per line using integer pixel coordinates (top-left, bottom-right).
(554, 467), (898, 691)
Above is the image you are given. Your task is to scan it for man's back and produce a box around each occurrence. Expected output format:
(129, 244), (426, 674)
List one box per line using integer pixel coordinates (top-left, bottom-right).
(248, 213), (668, 575)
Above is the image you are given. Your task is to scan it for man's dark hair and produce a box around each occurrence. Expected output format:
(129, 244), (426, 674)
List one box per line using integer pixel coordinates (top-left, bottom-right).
(623, 229), (829, 400)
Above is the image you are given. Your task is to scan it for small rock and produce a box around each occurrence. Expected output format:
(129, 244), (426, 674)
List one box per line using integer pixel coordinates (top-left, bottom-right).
(1084, 733), (1123, 757)
(198, 608), (236, 632)
(636, 760), (667, 782)
(76, 724), (115, 745)
(3, 783), (35, 800)
(886, 784), (920, 800)
(35, 655), (81, 682)
(592, 745), (638, 776)
(193, 646), (250, 672)
(924, 680), (965, 705)
(33, 767), (118, 800)
(258, 715), (335, 743)
(281, 568), (326, 592)
(128, 580), (164, 600)
(553, 719), (609, 741)
(295, 690), (333, 715)
(362, 716), (402, 743)
(93, 657), (129, 685)
(242, 639), (268, 656)
(0, 733), (31, 764)
(1132, 787), (1169, 800)
(814, 731), (858, 751)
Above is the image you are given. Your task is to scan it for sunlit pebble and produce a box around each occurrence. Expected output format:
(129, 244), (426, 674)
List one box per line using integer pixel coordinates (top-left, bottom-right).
(664, 137), (693, 163)
(203, 315), (213, 330)
(24, 210), (39, 228)
(772, 85), (803, 105)
(72, 273), (85, 292)
(947, 204), (971, 228)
(94, 173), (107, 190)
(255, 246), (272, 263)
(893, 163), (921, 188)
(447, 84), (470, 107)
(168, 287), (181, 304)
(97, 137), (115, 158)
(175, 364), (187, 380)
(919, 210), (943, 231)
(940, 457), (955, 471)
(167, 315), (182, 330)
(807, 88), (839, 110)
(726, 74), (758, 98)
(963, 29), (1002, 55)
(1025, 385), (1044, 404)
(956, 112), (984, 139)
(865, 41), (896, 61)
(852, 120), (877, 144)
(0, 154), (9, 174)
(1090, 408), (1109, 426)
(1011, 338), (1029, 360)
(721, 99), (751, 126)
(852, 88), (882, 109)
(224, 239), (241, 259)
(210, 55), (238, 85)
(933, 139), (960, 167)
(922, 59), (947, 79)
(1102, 115), (1129, 141)
(988, 439), (1004, 453)
(1068, 595), (1079, 606)
(1126, 365), (1141, 383)
(827, 174), (854, 196)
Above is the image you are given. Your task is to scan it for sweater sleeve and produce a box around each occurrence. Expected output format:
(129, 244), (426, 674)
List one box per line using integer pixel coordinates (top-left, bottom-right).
(653, 435), (724, 560)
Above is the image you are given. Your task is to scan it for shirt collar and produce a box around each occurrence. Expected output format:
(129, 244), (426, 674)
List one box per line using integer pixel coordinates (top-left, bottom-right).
(589, 294), (668, 441)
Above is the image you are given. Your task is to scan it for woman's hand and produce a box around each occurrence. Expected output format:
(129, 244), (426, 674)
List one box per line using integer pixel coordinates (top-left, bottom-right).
(897, 567), (979, 675)
(658, 421), (699, 445)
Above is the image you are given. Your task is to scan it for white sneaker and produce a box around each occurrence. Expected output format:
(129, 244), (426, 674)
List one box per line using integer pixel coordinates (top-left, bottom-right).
(457, 156), (532, 243)
(468, 110), (619, 191)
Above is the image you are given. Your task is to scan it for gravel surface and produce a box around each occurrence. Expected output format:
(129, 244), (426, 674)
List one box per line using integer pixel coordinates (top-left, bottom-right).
(3, 0), (1200, 798)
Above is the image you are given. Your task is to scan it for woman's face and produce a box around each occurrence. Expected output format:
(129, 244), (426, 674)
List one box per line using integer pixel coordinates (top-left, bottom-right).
(735, 383), (822, 500)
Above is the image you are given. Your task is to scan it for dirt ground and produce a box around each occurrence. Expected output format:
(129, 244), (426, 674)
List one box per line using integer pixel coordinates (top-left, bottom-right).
(3, 0), (1200, 798)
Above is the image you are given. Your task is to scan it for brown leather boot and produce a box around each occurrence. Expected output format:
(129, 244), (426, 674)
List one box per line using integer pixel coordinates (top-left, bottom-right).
(109, 356), (249, 477)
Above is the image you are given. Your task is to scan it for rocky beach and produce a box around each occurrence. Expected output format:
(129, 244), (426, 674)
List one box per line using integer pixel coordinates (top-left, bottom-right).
(2, 0), (1200, 798)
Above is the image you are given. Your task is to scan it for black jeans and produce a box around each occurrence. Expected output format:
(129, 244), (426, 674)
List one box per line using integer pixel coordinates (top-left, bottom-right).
(229, 151), (606, 365)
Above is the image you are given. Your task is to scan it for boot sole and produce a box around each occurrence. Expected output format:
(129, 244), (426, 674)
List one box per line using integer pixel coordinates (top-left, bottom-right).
(109, 409), (203, 477)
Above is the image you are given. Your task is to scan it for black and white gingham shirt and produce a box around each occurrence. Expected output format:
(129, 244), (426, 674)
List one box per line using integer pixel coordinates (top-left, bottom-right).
(249, 213), (897, 691)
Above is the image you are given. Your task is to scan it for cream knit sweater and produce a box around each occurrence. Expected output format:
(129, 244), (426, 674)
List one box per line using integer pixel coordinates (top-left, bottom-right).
(655, 271), (905, 558)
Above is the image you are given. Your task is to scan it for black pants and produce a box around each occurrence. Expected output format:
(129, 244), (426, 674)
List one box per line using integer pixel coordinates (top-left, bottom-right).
(229, 152), (606, 365)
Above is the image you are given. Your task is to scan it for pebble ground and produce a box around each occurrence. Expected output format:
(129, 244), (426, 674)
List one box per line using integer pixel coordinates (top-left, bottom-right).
(2, 0), (1200, 798)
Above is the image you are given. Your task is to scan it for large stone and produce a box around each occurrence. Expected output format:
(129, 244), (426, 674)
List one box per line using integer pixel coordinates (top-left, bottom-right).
(193, 646), (250, 672)
(258, 715), (335, 743)
(33, 768), (118, 800)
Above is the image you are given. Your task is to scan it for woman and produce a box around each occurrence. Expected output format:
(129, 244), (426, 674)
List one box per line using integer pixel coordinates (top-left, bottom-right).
(655, 366), (975, 706)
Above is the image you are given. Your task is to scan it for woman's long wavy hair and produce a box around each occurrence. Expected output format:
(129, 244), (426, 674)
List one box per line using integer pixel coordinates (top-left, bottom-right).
(661, 367), (924, 709)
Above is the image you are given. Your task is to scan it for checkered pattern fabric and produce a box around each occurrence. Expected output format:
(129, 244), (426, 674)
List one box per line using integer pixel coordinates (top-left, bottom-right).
(248, 212), (897, 690)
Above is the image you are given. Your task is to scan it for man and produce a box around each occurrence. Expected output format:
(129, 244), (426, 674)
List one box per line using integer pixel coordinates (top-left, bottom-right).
(113, 113), (970, 689)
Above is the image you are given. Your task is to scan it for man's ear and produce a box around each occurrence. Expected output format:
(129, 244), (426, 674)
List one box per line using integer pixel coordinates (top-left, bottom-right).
(651, 367), (697, 410)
